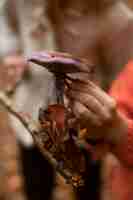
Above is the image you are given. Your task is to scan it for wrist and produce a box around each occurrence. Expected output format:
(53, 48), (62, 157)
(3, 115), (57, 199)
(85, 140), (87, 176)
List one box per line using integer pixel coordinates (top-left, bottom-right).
(106, 111), (128, 144)
(79, 111), (128, 145)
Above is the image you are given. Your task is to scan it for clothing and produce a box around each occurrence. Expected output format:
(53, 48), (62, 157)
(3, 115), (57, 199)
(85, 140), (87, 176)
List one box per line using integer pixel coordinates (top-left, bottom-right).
(105, 61), (133, 200)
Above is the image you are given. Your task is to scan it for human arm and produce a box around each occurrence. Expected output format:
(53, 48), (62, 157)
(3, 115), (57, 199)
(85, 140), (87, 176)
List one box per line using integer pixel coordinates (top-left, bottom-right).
(66, 62), (133, 167)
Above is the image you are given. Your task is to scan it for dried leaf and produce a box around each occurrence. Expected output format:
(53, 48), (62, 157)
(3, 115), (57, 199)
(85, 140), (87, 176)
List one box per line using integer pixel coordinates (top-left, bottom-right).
(38, 104), (87, 176)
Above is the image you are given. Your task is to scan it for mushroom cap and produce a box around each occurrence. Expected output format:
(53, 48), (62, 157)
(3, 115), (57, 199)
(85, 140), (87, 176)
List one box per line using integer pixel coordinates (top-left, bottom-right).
(28, 51), (94, 74)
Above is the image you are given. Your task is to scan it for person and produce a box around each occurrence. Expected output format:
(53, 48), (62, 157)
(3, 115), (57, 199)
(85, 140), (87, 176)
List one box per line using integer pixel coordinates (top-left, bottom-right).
(46, 0), (133, 199)
(1, 1), (56, 200)
(4, 0), (133, 199)
(65, 60), (133, 200)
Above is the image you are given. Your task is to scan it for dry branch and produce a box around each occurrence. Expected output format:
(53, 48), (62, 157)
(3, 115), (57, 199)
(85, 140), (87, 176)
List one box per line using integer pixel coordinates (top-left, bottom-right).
(0, 92), (73, 184)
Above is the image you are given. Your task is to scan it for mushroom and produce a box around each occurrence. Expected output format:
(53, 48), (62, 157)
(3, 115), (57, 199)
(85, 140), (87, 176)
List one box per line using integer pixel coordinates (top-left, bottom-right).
(28, 50), (94, 103)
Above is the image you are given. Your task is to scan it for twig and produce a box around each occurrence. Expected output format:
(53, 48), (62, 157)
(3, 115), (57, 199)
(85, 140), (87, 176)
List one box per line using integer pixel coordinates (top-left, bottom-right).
(0, 91), (72, 183)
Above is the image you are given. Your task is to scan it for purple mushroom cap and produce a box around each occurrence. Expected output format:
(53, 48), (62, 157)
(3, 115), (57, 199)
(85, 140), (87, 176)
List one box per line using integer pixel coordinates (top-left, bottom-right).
(28, 51), (94, 74)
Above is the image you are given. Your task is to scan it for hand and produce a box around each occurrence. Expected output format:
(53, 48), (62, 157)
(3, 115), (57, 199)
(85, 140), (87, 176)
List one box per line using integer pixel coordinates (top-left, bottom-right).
(66, 79), (127, 142)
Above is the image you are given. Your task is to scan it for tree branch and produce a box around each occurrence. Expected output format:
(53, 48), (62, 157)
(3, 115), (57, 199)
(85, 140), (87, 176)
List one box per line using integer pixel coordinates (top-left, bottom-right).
(0, 91), (73, 184)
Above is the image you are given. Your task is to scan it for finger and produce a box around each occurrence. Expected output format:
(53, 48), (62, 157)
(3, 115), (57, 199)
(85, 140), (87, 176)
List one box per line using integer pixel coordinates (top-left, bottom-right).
(66, 89), (111, 121)
(70, 101), (102, 126)
(68, 79), (116, 113)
